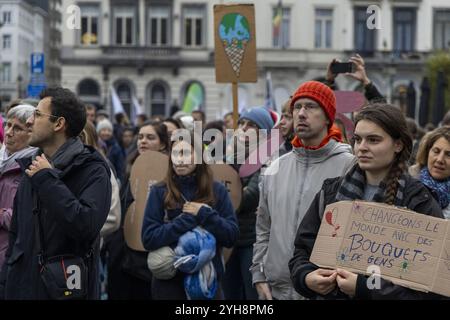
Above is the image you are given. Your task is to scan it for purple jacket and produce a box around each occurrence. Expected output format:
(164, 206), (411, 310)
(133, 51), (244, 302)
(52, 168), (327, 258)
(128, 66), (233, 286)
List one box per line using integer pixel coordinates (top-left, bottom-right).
(0, 162), (21, 268)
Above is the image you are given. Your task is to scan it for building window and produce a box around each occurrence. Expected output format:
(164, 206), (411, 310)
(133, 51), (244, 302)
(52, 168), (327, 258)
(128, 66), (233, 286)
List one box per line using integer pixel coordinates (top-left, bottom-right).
(150, 84), (167, 116)
(393, 8), (416, 52)
(434, 10), (450, 50)
(354, 6), (376, 54)
(315, 9), (333, 49)
(78, 79), (100, 96)
(113, 7), (136, 45)
(148, 6), (170, 46)
(2, 11), (11, 24)
(80, 4), (100, 45)
(273, 7), (290, 48)
(183, 6), (205, 47)
(1, 63), (11, 83)
(78, 79), (100, 107)
(2, 35), (11, 49)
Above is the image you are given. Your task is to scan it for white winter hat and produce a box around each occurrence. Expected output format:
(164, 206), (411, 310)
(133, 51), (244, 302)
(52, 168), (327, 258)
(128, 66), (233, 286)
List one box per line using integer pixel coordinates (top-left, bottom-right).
(96, 119), (113, 133)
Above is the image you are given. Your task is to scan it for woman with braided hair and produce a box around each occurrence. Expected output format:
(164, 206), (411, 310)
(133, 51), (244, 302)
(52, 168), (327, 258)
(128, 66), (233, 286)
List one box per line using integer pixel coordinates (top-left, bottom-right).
(289, 103), (444, 300)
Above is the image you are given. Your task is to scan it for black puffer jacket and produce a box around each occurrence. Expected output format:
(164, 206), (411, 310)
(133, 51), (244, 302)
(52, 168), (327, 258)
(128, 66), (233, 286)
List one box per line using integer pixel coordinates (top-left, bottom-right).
(289, 174), (444, 300)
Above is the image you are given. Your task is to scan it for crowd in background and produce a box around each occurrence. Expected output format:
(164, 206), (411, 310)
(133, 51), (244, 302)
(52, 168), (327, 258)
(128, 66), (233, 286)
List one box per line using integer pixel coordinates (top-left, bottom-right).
(0, 54), (449, 300)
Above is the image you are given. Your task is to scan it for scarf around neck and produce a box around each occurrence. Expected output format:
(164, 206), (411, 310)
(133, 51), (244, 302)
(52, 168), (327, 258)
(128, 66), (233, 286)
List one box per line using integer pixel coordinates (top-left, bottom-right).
(50, 137), (85, 170)
(335, 164), (406, 206)
(420, 167), (450, 209)
(291, 124), (343, 150)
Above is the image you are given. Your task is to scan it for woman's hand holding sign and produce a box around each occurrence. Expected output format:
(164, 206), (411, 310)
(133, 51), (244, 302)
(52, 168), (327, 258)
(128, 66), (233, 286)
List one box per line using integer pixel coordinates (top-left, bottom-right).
(336, 268), (357, 297)
(305, 268), (337, 295)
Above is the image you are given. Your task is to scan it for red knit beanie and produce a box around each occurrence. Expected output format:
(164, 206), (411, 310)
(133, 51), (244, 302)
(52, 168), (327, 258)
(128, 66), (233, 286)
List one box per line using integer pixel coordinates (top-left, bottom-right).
(290, 81), (336, 128)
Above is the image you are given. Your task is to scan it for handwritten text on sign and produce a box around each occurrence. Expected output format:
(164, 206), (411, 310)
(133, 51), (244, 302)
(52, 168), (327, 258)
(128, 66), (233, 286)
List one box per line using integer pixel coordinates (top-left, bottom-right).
(311, 201), (450, 296)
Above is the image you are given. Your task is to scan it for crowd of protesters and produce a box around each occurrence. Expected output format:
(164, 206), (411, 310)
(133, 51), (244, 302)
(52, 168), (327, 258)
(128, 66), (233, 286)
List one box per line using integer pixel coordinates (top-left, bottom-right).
(0, 54), (449, 300)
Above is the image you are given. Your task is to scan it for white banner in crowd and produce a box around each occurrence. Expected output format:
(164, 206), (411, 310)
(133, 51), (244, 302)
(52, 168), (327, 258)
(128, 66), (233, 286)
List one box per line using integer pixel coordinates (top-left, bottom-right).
(131, 95), (144, 125)
(110, 85), (125, 115)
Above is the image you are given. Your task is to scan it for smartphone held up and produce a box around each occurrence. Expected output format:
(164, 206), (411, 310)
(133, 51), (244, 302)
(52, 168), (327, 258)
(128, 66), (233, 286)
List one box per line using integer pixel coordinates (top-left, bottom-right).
(330, 62), (355, 74)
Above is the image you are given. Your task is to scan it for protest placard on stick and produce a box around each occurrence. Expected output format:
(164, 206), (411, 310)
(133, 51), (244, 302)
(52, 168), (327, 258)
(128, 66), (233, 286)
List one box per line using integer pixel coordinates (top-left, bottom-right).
(214, 4), (257, 128)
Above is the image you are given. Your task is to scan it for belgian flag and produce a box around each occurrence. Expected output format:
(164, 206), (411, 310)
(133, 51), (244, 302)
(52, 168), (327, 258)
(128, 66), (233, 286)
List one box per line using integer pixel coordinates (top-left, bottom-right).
(272, 0), (283, 39)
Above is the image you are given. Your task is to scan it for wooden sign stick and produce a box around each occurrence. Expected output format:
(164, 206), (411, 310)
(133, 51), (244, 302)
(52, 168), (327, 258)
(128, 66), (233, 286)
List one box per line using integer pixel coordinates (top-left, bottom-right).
(232, 82), (239, 129)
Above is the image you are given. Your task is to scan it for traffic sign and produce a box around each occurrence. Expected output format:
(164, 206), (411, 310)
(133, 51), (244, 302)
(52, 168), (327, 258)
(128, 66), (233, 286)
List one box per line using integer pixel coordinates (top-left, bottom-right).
(27, 84), (46, 98)
(31, 53), (45, 74)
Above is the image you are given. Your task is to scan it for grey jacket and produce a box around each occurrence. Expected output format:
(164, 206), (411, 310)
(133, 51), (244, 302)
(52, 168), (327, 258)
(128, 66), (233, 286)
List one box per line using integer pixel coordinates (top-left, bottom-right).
(251, 139), (355, 300)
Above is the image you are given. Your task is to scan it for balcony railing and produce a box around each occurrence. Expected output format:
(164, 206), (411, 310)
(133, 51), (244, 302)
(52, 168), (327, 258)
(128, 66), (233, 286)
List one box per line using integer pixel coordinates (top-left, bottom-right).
(345, 50), (432, 64)
(101, 46), (181, 60)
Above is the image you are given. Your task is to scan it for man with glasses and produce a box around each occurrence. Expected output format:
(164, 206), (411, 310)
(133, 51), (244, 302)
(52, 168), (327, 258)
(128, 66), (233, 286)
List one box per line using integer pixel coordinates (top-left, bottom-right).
(0, 87), (112, 300)
(251, 81), (355, 300)
(0, 105), (37, 271)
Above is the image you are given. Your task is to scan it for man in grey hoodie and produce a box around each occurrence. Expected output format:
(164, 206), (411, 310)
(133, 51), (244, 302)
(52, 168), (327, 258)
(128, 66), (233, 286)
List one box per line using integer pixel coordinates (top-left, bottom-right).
(251, 81), (355, 300)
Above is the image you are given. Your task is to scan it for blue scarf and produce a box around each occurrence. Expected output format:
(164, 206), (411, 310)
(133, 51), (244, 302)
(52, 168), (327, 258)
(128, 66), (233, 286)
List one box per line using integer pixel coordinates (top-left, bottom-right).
(420, 167), (450, 209)
(174, 227), (217, 300)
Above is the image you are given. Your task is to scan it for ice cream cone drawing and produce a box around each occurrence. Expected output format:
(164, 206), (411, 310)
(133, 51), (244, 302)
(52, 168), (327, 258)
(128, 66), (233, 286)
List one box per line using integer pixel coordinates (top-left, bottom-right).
(219, 13), (250, 78)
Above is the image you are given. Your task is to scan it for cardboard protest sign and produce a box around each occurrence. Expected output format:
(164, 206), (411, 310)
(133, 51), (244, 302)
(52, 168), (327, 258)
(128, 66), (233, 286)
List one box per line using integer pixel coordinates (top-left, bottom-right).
(310, 200), (450, 296)
(124, 154), (242, 252)
(124, 151), (169, 252)
(209, 164), (242, 263)
(209, 164), (242, 210)
(214, 4), (257, 83)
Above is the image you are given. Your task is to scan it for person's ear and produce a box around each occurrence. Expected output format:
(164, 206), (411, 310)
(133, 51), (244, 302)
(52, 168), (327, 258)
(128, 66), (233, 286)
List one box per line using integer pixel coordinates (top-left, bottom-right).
(394, 139), (404, 154)
(54, 117), (66, 133)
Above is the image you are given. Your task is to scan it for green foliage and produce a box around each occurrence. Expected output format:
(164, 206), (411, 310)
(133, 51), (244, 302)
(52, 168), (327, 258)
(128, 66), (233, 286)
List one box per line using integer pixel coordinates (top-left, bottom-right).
(426, 51), (450, 114)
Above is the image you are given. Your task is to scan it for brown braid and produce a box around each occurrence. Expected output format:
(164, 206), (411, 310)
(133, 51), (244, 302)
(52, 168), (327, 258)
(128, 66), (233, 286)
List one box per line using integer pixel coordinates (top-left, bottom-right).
(383, 153), (409, 205)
